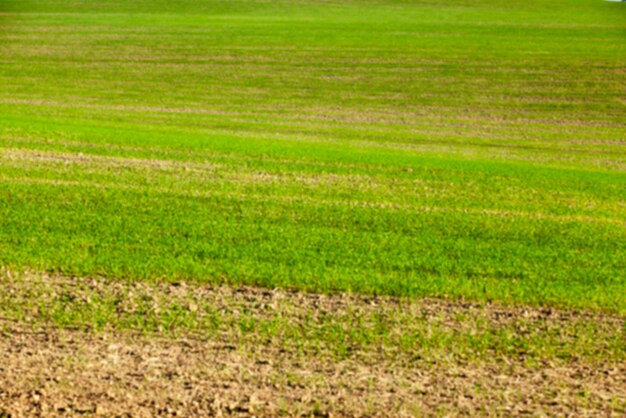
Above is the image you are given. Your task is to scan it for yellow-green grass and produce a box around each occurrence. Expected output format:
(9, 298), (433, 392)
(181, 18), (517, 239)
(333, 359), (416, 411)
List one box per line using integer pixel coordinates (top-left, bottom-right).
(0, 0), (625, 312)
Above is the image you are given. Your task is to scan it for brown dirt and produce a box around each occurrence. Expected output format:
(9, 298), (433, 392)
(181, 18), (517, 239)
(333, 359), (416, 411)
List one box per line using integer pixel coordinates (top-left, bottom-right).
(1, 324), (625, 418)
(0, 271), (625, 417)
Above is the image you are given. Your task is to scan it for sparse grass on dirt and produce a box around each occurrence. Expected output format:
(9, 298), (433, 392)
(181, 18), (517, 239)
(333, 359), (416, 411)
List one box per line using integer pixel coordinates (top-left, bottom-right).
(2, 269), (625, 364)
(0, 269), (625, 417)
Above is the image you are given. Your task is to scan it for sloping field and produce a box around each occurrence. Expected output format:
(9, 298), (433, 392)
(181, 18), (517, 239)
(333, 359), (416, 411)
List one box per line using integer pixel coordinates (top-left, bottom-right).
(0, 0), (625, 415)
(1, 0), (625, 310)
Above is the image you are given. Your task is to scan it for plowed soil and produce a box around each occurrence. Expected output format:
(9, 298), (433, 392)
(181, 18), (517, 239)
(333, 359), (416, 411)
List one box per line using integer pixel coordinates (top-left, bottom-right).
(1, 273), (625, 417)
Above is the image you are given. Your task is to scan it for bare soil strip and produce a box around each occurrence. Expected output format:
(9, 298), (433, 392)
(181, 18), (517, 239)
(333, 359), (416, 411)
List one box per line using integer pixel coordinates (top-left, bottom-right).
(0, 271), (625, 417)
(1, 322), (625, 418)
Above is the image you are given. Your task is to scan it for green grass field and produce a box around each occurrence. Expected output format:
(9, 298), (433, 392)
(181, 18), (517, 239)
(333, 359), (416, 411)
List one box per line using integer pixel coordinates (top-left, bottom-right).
(1, 0), (625, 313)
